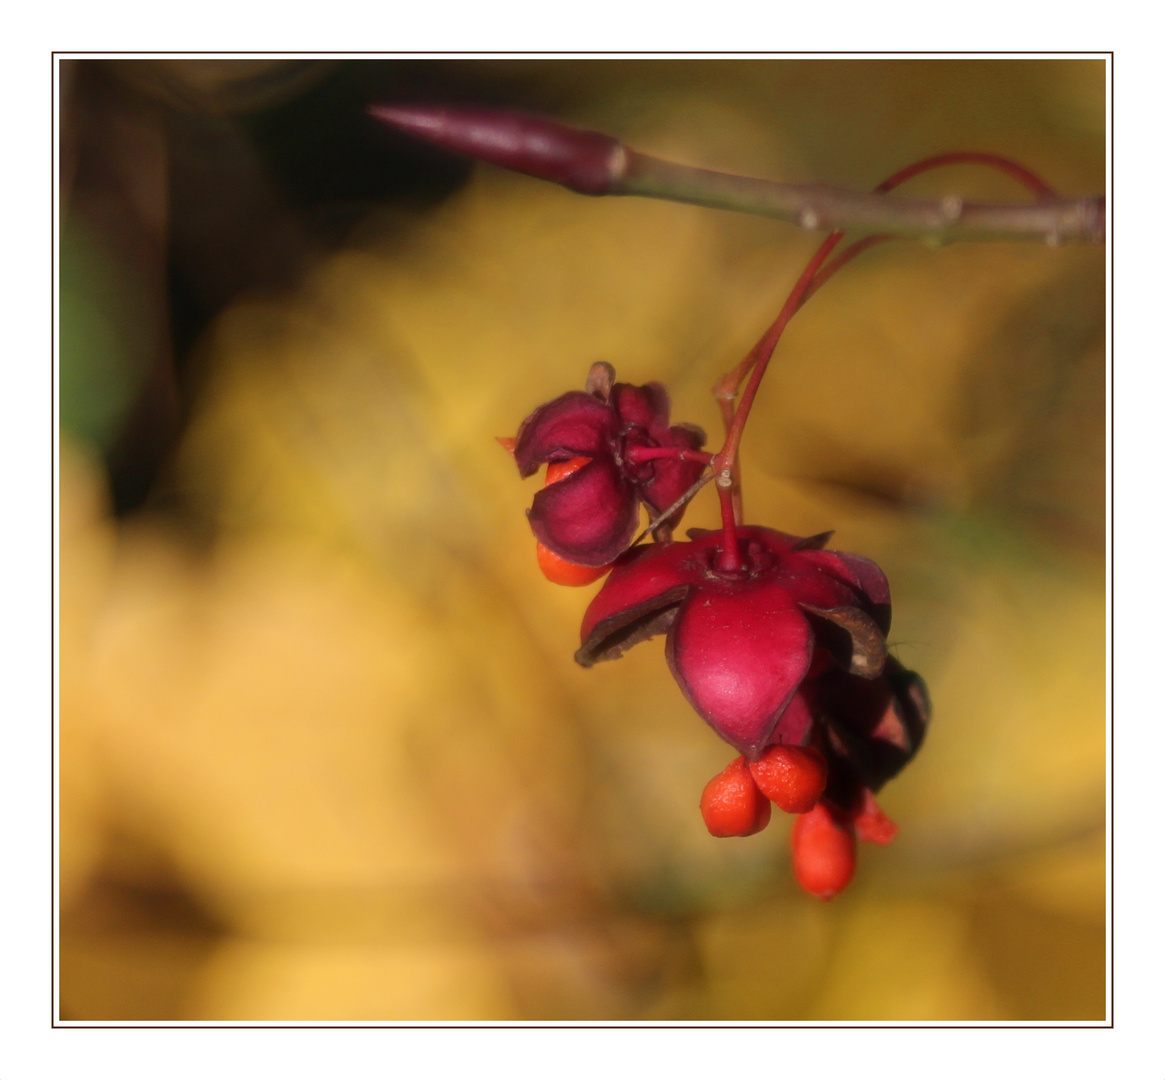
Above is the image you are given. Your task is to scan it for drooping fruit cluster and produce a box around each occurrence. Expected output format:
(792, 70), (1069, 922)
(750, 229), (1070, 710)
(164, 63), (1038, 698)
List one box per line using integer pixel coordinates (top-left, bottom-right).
(373, 100), (1089, 901)
(695, 665), (927, 901)
(501, 363), (929, 901)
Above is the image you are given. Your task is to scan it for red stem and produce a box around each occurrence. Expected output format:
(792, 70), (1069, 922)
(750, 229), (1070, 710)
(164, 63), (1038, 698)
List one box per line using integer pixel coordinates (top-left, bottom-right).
(716, 486), (743, 571)
(872, 151), (1055, 198)
(714, 231), (844, 478)
(804, 152), (1057, 303)
(707, 149), (1056, 573)
(801, 234), (894, 305)
(623, 445), (714, 466)
(710, 230), (844, 571)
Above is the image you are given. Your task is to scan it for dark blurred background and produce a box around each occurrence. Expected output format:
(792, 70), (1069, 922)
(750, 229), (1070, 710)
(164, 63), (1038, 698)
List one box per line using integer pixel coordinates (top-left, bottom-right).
(59, 58), (1106, 1021)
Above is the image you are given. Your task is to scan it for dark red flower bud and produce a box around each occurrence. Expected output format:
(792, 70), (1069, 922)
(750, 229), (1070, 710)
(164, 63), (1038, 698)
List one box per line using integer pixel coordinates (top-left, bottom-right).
(369, 104), (626, 196)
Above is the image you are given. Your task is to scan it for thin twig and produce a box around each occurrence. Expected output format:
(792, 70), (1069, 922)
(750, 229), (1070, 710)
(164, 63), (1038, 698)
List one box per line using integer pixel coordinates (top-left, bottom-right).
(619, 152), (1103, 244)
(371, 106), (1105, 246)
(627, 469), (716, 550)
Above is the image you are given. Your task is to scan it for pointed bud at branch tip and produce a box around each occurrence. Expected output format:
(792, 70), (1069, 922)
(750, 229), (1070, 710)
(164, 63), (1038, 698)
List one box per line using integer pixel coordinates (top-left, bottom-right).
(372, 105), (1102, 242)
(369, 104), (627, 196)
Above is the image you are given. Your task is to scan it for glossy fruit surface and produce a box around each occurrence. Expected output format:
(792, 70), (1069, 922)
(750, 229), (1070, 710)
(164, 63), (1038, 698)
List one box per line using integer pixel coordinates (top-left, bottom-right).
(748, 744), (828, 814)
(700, 756), (772, 837)
(791, 802), (855, 900)
(536, 542), (610, 586)
(545, 457), (591, 487)
(853, 788), (898, 845)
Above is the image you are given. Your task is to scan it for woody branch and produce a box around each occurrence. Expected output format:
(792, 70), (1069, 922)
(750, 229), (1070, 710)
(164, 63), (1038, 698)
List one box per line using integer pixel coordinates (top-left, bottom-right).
(371, 104), (1105, 246)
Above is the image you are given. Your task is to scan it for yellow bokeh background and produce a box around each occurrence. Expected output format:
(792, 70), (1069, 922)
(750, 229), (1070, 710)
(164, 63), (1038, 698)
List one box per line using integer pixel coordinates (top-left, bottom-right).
(58, 58), (1106, 1021)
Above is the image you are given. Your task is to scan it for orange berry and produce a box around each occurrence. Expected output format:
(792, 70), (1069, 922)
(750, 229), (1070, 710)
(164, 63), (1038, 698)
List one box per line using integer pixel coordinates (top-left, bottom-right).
(536, 542), (610, 586)
(545, 456), (592, 485)
(853, 789), (898, 845)
(791, 802), (855, 900)
(700, 756), (772, 837)
(748, 745), (828, 814)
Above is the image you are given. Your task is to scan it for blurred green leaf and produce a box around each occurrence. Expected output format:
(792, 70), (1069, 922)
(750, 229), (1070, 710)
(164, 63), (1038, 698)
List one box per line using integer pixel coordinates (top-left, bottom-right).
(59, 220), (149, 449)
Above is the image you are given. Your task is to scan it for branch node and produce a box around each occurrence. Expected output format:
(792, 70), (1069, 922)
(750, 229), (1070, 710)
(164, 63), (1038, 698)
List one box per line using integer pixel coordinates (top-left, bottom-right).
(940, 195), (964, 222)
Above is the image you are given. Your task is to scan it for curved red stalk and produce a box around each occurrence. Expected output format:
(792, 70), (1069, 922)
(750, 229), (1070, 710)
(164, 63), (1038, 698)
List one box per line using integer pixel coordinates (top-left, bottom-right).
(710, 148), (1060, 561)
(873, 151), (1055, 198)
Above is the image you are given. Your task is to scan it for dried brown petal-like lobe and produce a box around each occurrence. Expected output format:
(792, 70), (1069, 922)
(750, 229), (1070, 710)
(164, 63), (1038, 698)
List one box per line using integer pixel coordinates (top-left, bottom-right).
(800, 604), (888, 678)
(585, 361), (615, 401)
(818, 658), (929, 793)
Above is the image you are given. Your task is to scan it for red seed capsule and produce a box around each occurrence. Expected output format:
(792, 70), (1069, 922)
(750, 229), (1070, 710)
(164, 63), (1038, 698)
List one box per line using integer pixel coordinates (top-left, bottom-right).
(748, 745), (828, 814)
(700, 756), (772, 837)
(535, 457), (613, 586)
(791, 802), (856, 900)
